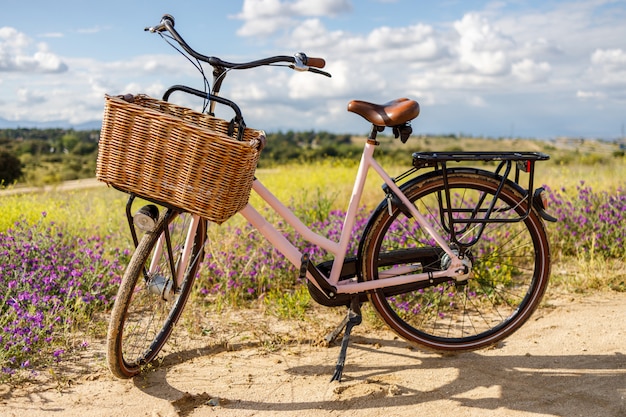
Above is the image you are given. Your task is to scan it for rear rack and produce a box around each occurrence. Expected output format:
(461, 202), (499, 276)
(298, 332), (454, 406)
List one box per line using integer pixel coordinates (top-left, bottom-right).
(412, 151), (549, 165)
(406, 151), (550, 248)
(412, 151), (548, 192)
(414, 151), (550, 161)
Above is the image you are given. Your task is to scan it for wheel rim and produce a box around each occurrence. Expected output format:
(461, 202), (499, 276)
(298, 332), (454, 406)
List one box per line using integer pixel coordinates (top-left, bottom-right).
(365, 174), (549, 350)
(118, 212), (204, 372)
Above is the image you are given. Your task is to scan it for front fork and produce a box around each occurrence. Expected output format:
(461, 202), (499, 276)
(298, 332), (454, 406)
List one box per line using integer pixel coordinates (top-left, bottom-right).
(125, 195), (203, 299)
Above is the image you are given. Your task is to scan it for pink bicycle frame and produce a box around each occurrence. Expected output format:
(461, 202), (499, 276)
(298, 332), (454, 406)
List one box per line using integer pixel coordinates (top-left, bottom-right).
(238, 140), (466, 295)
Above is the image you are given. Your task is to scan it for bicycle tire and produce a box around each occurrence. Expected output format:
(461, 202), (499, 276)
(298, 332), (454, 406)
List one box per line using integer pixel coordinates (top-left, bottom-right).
(360, 169), (550, 351)
(107, 210), (206, 378)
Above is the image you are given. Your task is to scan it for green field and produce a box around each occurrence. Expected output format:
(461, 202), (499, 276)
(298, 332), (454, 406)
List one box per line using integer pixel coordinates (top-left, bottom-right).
(2, 150), (625, 296)
(5, 133), (625, 228)
(1, 138), (625, 382)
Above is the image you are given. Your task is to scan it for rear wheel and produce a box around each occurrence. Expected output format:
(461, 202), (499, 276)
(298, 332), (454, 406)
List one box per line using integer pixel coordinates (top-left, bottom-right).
(107, 210), (206, 378)
(360, 171), (550, 351)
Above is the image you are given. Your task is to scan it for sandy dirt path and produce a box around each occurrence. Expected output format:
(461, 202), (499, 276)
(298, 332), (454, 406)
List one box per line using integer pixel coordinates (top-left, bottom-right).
(1, 292), (625, 417)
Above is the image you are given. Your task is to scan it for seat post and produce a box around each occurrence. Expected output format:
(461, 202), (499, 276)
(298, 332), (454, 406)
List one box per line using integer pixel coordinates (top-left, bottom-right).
(367, 124), (384, 145)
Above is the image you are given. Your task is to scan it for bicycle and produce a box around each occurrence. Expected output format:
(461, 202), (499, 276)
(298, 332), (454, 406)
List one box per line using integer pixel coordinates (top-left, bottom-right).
(100, 15), (556, 382)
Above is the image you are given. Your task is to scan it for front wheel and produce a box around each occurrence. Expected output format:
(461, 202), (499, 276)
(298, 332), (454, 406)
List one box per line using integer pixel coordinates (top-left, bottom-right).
(107, 210), (206, 378)
(360, 170), (551, 351)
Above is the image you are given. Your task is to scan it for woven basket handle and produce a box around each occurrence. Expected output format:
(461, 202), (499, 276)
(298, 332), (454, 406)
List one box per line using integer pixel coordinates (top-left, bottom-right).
(162, 85), (247, 141)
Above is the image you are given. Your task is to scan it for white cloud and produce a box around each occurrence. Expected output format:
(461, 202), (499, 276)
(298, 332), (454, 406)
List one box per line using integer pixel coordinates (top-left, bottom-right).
(591, 48), (626, 67)
(16, 88), (46, 105)
(0, 27), (67, 73)
(467, 95), (487, 107)
(234, 0), (352, 37)
(577, 90), (606, 100)
(39, 32), (64, 39)
(453, 13), (514, 76)
(0, 27), (29, 48)
(512, 59), (551, 83)
(0, 51), (196, 125)
(288, 59), (385, 99)
(76, 26), (108, 35)
(235, 0), (286, 20)
(289, 18), (341, 48)
(242, 3), (626, 137)
(284, 18), (443, 68)
(291, 0), (351, 16)
(587, 48), (626, 87)
(236, 15), (293, 37)
(366, 24), (441, 61)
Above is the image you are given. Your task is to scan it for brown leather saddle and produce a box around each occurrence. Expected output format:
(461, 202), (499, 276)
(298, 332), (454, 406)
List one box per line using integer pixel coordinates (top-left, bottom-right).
(347, 98), (420, 127)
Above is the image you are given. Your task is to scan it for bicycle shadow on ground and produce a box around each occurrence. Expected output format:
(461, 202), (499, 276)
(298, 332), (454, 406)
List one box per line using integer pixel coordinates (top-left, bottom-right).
(134, 335), (626, 416)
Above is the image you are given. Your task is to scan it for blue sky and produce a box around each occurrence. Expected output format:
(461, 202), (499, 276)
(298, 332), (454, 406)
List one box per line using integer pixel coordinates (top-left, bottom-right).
(1, 0), (625, 139)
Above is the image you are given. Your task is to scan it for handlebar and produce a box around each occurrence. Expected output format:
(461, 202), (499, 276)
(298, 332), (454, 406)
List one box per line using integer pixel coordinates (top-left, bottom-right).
(145, 14), (331, 77)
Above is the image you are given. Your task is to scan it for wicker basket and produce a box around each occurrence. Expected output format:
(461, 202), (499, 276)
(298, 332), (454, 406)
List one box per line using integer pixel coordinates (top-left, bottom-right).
(96, 94), (265, 224)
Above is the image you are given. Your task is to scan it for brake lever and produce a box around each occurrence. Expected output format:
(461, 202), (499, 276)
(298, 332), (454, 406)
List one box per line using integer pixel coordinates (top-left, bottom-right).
(308, 67), (332, 78)
(288, 63), (331, 77)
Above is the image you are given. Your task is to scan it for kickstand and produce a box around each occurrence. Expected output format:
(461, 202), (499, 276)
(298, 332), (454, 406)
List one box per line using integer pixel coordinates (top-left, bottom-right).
(329, 296), (362, 382)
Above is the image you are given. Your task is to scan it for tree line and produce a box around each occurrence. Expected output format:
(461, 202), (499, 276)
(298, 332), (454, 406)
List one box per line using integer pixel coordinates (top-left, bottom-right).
(0, 128), (100, 185)
(0, 127), (434, 185)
